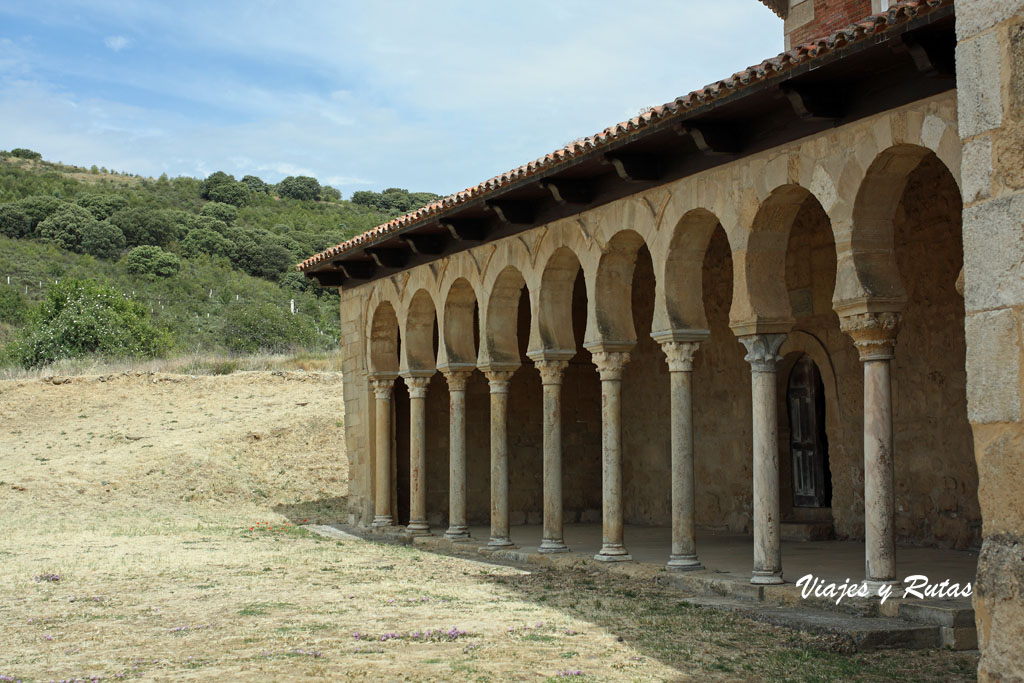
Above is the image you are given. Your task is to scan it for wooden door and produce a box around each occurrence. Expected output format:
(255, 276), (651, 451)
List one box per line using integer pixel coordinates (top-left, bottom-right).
(787, 355), (830, 508)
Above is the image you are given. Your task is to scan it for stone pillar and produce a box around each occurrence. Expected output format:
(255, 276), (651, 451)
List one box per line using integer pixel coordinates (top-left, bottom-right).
(371, 375), (397, 527)
(739, 334), (786, 584)
(590, 349), (632, 562)
(654, 334), (706, 571)
(530, 355), (571, 553)
(484, 368), (516, 548)
(441, 368), (473, 541)
(841, 312), (901, 585)
(402, 373), (433, 536)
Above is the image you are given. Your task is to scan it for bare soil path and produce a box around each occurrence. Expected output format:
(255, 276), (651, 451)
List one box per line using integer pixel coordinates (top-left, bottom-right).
(0, 371), (977, 681)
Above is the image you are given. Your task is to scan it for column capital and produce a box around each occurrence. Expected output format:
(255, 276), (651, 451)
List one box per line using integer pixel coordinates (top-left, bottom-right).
(370, 375), (396, 399)
(533, 359), (569, 385)
(659, 341), (702, 373)
(402, 374), (432, 399)
(441, 367), (473, 392)
(591, 350), (631, 381)
(483, 368), (515, 391)
(840, 311), (901, 361)
(738, 333), (787, 373)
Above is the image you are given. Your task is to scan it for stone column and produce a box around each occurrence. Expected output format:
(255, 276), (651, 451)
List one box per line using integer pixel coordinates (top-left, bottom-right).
(841, 312), (901, 585)
(484, 368), (516, 548)
(402, 373), (432, 536)
(590, 349), (632, 562)
(530, 355), (571, 553)
(654, 334), (706, 571)
(371, 375), (397, 527)
(441, 368), (473, 541)
(739, 333), (786, 584)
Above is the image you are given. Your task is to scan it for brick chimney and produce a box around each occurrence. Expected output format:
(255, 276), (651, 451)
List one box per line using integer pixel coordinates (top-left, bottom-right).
(765, 0), (892, 49)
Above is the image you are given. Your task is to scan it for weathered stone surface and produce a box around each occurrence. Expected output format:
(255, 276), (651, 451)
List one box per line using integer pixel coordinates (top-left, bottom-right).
(963, 195), (1024, 311)
(955, 0), (1024, 39)
(965, 310), (1022, 423)
(956, 32), (1004, 137)
(961, 135), (993, 202)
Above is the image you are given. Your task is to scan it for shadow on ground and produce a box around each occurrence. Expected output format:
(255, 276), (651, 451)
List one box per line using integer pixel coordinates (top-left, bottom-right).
(273, 496), (349, 525)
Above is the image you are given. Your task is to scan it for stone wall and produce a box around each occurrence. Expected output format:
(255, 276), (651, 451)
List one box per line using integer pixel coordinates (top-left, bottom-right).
(956, 2), (1024, 678)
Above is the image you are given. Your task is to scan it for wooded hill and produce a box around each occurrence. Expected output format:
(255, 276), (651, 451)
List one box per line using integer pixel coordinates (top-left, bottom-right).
(0, 148), (438, 367)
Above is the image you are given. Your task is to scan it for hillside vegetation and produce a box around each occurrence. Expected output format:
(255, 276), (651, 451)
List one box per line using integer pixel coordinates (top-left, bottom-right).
(0, 149), (438, 367)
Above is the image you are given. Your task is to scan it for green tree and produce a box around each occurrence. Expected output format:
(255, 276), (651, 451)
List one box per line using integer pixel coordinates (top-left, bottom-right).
(37, 203), (97, 251)
(75, 193), (129, 220)
(16, 196), (64, 233)
(277, 175), (321, 201)
(200, 201), (239, 225)
(0, 287), (29, 324)
(108, 207), (178, 248)
(208, 181), (250, 207)
(8, 148), (42, 160)
(79, 220), (126, 259)
(180, 227), (233, 258)
(200, 171), (235, 198)
(0, 204), (31, 238)
(321, 186), (341, 202)
(9, 279), (170, 367)
(219, 301), (317, 353)
(123, 245), (181, 277)
(241, 175), (268, 194)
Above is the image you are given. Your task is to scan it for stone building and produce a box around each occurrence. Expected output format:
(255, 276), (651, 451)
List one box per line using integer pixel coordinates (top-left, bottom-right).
(299, 0), (1024, 677)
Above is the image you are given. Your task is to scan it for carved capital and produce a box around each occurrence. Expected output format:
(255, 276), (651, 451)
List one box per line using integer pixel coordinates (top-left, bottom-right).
(442, 369), (473, 393)
(738, 333), (786, 373)
(660, 341), (701, 373)
(484, 370), (515, 393)
(840, 312), (901, 361)
(403, 375), (431, 399)
(534, 359), (568, 385)
(370, 377), (395, 400)
(591, 351), (631, 381)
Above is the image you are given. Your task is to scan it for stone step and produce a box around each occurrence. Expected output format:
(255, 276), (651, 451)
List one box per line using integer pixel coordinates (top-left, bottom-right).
(897, 599), (977, 650)
(780, 521), (835, 542)
(680, 596), (941, 652)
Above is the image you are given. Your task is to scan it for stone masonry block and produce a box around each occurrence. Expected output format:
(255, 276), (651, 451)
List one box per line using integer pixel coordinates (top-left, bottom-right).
(956, 0), (1024, 40)
(965, 309), (1022, 423)
(956, 31), (1003, 137)
(963, 195), (1024, 311)
(962, 135), (993, 202)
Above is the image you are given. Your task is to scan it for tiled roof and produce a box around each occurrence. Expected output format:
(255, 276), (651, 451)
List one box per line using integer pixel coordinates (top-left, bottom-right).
(298, 0), (950, 273)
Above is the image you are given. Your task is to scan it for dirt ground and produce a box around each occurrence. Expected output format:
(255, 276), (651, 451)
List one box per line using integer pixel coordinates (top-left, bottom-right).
(0, 371), (978, 681)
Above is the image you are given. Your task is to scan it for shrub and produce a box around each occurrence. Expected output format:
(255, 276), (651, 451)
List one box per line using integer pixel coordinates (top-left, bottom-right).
(241, 175), (268, 194)
(277, 176), (321, 201)
(200, 201), (238, 226)
(0, 287), (29, 324)
(37, 203), (97, 251)
(0, 204), (31, 238)
(79, 220), (126, 259)
(207, 181), (250, 207)
(220, 302), (317, 353)
(9, 279), (170, 367)
(124, 245), (181, 277)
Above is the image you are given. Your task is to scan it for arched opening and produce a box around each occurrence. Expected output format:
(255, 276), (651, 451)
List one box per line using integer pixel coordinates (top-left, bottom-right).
(785, 354), (832, 509)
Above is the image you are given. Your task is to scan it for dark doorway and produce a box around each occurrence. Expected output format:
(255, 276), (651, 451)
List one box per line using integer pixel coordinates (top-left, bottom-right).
(394, 380), (410, 526)
(786, 355), (831, 508)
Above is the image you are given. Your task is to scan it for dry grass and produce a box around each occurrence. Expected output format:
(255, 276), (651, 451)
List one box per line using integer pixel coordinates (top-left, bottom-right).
(0, 371), (979, 681)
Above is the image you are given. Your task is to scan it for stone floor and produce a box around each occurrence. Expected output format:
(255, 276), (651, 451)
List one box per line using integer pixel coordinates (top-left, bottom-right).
(458, 523), (979, 586)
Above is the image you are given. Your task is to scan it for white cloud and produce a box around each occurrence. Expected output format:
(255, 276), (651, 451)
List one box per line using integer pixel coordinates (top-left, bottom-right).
(103, 35), (132, 52)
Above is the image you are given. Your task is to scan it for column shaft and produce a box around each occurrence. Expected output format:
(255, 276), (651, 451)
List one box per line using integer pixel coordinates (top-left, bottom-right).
(485, 370), (515, 548)
(740, 334), (786, 585)
(443, 370), (471, 541)
(371, 378), (395, 527)
(535, 359), (569, 553)
(404, 375), (431, 535)
(591, 351), (631, 562)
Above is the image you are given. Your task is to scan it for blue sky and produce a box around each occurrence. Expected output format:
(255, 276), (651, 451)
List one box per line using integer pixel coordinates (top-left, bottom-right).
(0, 1), (782, 198)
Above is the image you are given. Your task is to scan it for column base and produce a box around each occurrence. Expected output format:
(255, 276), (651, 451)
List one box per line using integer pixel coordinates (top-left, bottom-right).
(371, 516), (394, 528)
(406, 521), (431, 536)
(487, 537), (516, 549)
(444, 526), (471, 542)
(594, 545), (632, 562)
(538, 539), (569, 553)
(750, 570), (784, 585)
(864, 578), (900, 594)
(666, 555), (703, 571)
